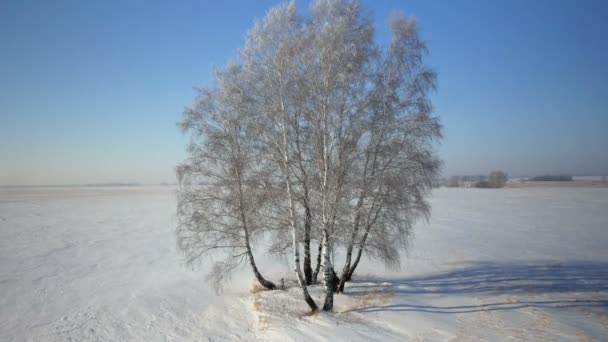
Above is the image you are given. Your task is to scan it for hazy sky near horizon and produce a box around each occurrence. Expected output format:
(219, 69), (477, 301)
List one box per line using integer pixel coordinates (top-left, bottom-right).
(1, 0), (607, 185)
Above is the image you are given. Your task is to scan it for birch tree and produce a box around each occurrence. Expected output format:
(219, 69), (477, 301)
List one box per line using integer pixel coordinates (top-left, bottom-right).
(241, 2), (319, 311)
(299, 0), (376, 311)
(336, 14), (441, 293)
(177, 0), (441, 313)
(176, 64), (277, 291)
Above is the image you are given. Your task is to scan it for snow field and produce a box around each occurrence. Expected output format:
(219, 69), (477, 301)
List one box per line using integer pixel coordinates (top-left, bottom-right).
(1, 186), (607, 341)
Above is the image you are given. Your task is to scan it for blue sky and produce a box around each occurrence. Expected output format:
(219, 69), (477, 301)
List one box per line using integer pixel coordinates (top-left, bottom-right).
(1, 0), (607, 185)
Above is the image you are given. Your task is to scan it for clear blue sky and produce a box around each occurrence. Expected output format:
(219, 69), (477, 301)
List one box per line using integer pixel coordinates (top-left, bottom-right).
(1, 0), (607, 185)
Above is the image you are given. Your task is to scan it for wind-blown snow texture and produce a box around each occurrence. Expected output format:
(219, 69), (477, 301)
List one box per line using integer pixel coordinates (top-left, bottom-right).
(1, 187), (607, 341)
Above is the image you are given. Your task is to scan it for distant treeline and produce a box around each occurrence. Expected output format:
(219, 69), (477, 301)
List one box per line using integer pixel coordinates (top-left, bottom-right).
(529, 175), (573, 181)
(0, 183), (142, 188)
(84, 182), (141, 187)
(443, 171), (508, 188)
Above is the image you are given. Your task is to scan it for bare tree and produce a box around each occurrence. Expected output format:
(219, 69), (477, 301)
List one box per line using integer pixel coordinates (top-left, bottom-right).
(241, 1), (319, 311)
(177, 0), (441, 312)
(336, 14), (441, 293)
(176, 64), (277, 291)
(259, 0), (378, 310)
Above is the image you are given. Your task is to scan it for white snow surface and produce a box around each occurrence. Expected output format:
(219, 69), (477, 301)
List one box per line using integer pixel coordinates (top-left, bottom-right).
(1, 186), (607, 341)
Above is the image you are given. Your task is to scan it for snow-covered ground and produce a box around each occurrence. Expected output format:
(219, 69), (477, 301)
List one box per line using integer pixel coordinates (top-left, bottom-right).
(1, 186), (607, 341)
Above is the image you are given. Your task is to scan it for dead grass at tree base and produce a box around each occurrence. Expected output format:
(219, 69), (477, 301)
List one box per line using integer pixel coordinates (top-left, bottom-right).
(250, 278), (397, 332)
(249, 284), (267, 295)
(251, 286), (271, 332)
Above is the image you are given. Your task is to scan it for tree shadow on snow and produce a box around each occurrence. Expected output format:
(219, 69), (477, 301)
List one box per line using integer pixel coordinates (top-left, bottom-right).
(345, 261), (608, 314)
(351, 299), (608, 314)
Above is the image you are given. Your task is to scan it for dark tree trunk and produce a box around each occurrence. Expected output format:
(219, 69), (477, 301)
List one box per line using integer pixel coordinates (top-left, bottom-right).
(337, 266), (349, 293)
(345, 224), (372, 289)
(337, 222), (359, 293)
(312, 239), (323, 284)
(247, 247), (276, 290)
(348, 247), (364, 281)
(338, 191), (366, 293)
(236, 167), (276, 291)
(338, 262), (355, 294)
(303, 205), (313, 285)
(292, 234), (318, 312)
(304, 292), (318, 312)
(330, 267), (340, 293)
(348, 234), (369, 281)
(295, 260), (319, 312)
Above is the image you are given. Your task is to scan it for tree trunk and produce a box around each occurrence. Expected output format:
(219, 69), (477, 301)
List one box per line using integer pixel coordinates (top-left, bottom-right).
(293, 238), (318, 311)
(246, 245), (276, 290)
(337, 265), (349, 293)
(337, 241), (356, 292)
(235, 162), (276, 291)
(287, 190), (317, 311)
(348, 246), (363, 281)
(287, 182), (317, 312)
(338, 196), (364, 293)
(321, 232), (334, 311)
(277, 75), (318, 313)
(312, 239), (323, 284)
(337, 224), (359, 293)
(330, 267), (340, 293)
(347, 225), (372, 281)
(303, 205), (313, 285)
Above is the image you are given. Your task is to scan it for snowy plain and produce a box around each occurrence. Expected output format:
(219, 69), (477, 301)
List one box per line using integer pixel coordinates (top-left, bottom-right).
(1, 186), (607, 341)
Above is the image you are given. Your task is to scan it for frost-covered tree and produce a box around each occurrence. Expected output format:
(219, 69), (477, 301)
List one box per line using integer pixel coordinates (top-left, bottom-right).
(177, 0), (440, 312)
(299, 0), (377, 309)
(240, 1), (319, 311)
(176, 64), (277, 291)
(336, 14), (441, 293)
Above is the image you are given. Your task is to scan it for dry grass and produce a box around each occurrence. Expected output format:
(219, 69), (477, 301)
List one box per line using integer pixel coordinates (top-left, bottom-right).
(249, 284), (267, 295)
(576, 333), (595, 342)
(302, 309), (320, 317)
(251, 287), (271, 332)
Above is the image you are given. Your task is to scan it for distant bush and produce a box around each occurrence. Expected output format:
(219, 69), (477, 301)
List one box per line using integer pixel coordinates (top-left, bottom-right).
(530, 174), (572, 181)
(489, 171), (508, 188)
(447, 176), (460, 187)
(475, 171), (508, 188)
(475, 180), (495, 188)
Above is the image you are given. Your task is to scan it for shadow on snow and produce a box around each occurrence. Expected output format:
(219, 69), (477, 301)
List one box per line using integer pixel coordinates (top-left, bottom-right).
(345, 261), (608, 314)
